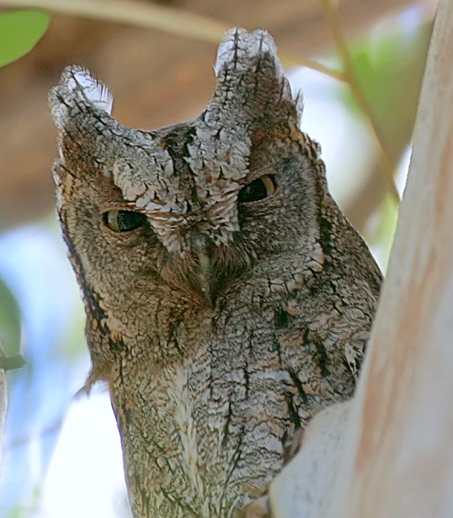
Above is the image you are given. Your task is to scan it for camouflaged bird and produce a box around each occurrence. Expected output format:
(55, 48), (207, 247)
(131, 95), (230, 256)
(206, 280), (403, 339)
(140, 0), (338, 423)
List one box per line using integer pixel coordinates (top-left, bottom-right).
(49, 28), (382, 518)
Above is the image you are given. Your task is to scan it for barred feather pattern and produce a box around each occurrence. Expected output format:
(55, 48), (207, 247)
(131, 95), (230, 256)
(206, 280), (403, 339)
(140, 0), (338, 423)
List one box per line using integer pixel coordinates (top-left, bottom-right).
(49, 28), (382, 518)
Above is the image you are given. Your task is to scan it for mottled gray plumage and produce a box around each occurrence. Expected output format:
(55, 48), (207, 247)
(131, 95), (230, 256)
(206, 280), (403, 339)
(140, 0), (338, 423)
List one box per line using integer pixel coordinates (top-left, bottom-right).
(50, 28), (381, 518)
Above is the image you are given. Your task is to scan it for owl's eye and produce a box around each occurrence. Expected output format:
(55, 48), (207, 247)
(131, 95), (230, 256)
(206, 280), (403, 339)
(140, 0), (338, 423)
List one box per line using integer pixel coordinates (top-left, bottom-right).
(238, 175), (277, 203)
(103, 210), (147, 232)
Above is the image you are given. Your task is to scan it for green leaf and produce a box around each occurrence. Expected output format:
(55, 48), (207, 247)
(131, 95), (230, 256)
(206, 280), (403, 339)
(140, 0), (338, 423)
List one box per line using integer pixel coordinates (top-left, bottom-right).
(340, 20), (431, 161)
(0, 10), (50, 68)
(0, 276), (22, 358)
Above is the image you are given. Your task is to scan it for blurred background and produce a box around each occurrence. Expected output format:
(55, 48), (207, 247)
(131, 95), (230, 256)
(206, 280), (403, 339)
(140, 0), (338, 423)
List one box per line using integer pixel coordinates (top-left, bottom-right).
(0, 0), (436, 516)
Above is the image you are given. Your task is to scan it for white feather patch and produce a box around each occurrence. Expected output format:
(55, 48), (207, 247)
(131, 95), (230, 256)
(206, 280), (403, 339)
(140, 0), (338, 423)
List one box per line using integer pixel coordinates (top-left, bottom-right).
(65, 66), (113, 114)
(49, 65), (113, 127)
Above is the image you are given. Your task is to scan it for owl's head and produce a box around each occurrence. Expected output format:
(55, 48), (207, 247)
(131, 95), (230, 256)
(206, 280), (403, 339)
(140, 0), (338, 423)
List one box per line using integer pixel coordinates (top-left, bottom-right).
(50, 28), (327, 310)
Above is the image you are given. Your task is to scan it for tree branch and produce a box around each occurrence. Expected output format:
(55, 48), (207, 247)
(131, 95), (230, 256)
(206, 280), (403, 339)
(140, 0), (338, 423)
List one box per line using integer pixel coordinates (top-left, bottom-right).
(318, 0), (401, 204)
(0, 0), (344, 81)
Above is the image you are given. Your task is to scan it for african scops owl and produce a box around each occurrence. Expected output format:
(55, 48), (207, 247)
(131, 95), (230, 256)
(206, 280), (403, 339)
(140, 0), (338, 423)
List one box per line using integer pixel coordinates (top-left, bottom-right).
(50, 28), (382, 518)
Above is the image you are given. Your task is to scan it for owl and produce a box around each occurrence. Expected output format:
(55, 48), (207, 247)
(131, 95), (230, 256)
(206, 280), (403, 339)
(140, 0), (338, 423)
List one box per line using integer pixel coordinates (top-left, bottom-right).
(49, 28), (381, 518)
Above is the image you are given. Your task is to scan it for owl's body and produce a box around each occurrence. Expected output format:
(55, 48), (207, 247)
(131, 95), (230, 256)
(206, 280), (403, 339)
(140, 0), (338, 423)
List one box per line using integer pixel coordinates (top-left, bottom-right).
(50, 29), (381, 517)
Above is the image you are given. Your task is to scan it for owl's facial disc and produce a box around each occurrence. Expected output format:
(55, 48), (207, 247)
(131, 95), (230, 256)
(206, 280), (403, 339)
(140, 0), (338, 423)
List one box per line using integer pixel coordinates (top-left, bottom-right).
(157, 229), (218, 307)
(163, 174), (278, 305)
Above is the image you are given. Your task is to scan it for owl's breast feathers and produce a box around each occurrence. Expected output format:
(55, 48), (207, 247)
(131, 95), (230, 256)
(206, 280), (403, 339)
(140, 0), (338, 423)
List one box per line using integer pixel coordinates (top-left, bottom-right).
(108, 240), (379, 517)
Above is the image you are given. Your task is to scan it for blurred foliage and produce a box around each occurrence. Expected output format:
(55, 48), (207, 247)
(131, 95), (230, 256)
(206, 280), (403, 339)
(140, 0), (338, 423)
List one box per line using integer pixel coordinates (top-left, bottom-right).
(0, 8), (50, 368)
(373, 193), (401, 269)
(338, 13), (431, 240)
(0, 10), (50, 68)
(343, 16), (431, 161)
(0, 277), (21, 358)
(0, 12), (55, 514)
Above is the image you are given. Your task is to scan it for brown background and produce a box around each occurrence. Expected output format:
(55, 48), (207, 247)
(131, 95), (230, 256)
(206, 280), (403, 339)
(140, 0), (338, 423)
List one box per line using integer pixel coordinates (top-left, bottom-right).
(0, 0), (432, 229)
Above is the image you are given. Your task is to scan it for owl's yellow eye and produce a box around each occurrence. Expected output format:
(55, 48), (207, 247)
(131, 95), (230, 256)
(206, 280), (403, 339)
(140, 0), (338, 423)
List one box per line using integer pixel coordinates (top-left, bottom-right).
(103, 210), (146, 232)
(238, 175), (277, 203)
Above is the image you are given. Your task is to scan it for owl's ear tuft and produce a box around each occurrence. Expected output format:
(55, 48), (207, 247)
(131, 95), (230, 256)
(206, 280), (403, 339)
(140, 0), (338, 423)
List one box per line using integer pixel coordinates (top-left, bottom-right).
(49, 65), (113, 129)
(215, 27), (283, 79)
(65, 66), (113, 113)
(212, 28), (300, 128)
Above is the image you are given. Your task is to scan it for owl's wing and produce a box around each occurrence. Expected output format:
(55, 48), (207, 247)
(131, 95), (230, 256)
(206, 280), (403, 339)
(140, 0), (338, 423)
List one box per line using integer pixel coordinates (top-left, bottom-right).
(344, 330), (370, 380)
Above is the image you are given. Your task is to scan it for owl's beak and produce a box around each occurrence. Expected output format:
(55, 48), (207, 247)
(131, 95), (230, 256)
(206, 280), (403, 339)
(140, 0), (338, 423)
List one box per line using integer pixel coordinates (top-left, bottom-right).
(190, 232), (214, 307)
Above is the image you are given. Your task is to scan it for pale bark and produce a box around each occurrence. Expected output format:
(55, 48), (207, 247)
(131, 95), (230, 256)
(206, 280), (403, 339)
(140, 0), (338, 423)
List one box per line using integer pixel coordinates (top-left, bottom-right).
(270, 0), (453, 516)
(269, 402), (350, 518)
